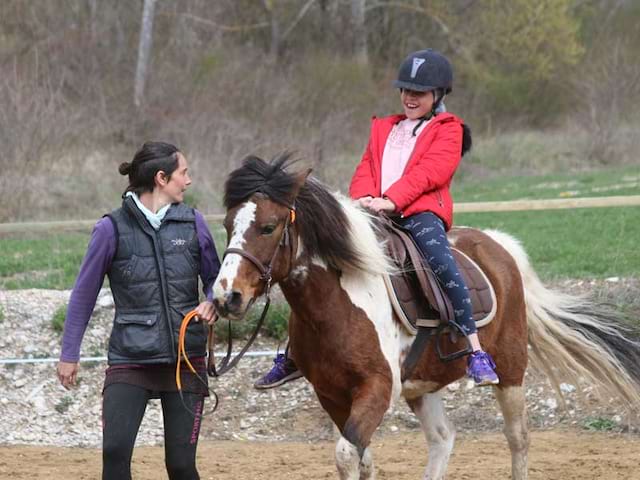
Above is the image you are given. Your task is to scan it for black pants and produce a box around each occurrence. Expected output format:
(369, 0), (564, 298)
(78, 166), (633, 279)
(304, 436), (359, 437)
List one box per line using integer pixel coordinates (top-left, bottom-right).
(102, 383), (204, 480)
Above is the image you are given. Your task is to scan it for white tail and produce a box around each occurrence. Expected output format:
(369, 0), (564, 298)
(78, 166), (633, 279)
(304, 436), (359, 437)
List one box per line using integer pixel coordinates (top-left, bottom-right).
(484, 229), (640, 410)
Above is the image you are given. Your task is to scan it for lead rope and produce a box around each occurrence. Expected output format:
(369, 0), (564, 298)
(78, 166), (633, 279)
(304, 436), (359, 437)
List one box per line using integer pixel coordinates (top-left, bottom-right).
(176, 309), (219, 418)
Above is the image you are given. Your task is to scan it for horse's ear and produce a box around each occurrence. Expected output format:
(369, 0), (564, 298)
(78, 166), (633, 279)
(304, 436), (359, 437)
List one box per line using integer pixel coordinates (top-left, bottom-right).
(289, 168), (312, 202)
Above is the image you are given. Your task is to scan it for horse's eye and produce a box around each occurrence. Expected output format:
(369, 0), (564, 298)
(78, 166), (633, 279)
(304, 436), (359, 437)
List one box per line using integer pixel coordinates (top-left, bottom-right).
(261, 224), (276, 235)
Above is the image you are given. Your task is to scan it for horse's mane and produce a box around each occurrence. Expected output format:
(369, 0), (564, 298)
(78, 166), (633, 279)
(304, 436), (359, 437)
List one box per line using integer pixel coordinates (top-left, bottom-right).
(225, 153), (392, 275)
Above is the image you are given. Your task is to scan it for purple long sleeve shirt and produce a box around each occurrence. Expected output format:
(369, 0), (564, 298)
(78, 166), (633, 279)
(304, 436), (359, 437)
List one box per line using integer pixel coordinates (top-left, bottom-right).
(60, 210), (221, 362)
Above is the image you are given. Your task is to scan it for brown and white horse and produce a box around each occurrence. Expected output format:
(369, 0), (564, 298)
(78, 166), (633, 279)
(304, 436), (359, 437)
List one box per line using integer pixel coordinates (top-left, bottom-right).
(212, 155), (640, 480)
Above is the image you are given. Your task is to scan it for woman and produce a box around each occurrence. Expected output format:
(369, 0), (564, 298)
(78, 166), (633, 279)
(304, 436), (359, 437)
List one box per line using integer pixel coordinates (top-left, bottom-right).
(56, 141), (220, 479)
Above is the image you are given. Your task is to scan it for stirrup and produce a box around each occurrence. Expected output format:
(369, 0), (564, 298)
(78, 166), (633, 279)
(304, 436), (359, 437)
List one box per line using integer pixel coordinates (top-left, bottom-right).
(435, 320), (473, 362)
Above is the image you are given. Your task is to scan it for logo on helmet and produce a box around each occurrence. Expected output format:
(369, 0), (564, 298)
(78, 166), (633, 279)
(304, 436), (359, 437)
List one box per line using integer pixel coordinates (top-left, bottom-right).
(411, 58), (426, 78)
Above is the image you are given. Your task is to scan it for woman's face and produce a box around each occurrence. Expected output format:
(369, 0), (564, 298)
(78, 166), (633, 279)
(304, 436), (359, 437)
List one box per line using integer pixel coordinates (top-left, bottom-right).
(161, 152), (192, 203)
(400, 88), (434, 120)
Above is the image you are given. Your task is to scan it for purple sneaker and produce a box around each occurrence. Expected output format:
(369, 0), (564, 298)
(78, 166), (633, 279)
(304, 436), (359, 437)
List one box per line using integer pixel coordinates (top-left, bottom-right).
(253, 354), (303, 390)
(467, 351), (499, 386)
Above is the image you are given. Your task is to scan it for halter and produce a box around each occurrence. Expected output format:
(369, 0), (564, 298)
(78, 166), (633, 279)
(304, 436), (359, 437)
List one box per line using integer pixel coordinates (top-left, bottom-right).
(208, 205), (297, 377)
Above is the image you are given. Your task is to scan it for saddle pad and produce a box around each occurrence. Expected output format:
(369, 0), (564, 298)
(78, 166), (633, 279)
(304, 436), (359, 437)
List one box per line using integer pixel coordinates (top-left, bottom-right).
(384, 247), (497, 335)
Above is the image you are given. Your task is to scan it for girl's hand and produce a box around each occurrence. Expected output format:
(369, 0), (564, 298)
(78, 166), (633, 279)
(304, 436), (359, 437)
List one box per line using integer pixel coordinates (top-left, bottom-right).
(358, 196), (374, 208)
(196, 300), (217, 325)
(57, 361), (79, 390)
(368, 197), (396, 213)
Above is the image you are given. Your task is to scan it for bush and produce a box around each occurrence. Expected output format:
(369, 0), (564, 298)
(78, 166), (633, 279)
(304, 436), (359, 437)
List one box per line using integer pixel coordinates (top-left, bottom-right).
(0, 304), (4, 323)
(261, 302), (290, 341)
(213, 300), (290, 342)
(583, 416), (617, 432)
(54, 396), (73, 414)
(51, 304), (67, 334)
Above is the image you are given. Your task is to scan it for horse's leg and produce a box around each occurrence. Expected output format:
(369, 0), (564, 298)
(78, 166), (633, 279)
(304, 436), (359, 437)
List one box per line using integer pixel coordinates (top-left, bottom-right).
(335, 438), (375, 480)
(319, 382), (388, 480)
(406, 392), (455, 480)
(494, 385), (529, 480)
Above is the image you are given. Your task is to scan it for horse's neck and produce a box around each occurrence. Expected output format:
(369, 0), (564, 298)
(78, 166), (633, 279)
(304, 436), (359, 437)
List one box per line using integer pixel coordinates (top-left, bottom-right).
(280, 257), (342, 328)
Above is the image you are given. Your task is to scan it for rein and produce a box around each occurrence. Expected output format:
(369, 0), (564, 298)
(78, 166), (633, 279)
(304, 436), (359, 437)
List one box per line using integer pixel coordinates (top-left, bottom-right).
(207, 208), (296, 378)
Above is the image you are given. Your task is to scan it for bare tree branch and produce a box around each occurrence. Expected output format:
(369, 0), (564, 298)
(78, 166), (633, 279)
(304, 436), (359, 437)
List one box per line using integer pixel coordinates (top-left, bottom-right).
(282, 0), (317, 41)
(162, 12), (269, 33)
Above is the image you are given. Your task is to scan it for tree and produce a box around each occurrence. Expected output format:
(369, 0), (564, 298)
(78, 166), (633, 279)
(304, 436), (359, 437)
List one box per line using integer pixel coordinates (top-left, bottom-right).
(351, 0), (368, 64)
(134, 0), (157, 108)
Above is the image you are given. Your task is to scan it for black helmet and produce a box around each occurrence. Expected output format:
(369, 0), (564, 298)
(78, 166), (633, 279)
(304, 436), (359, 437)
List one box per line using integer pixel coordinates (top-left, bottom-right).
(393, 49), (453, 94)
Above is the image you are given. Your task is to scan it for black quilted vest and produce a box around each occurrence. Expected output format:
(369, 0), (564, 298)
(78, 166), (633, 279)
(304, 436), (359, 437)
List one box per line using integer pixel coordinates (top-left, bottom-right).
(105, 196), (205, 364)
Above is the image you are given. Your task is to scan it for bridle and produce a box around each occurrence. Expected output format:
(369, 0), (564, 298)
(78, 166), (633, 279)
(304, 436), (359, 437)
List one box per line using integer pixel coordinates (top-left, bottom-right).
(207, 205), (297, 377)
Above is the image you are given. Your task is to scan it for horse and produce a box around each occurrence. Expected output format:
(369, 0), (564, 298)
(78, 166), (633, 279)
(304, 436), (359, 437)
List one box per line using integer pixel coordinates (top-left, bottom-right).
(212, 154), (640, 480)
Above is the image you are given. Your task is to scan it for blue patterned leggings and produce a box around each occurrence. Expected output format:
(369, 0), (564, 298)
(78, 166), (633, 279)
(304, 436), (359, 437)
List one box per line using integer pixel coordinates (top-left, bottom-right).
(399, 212), (476, 334)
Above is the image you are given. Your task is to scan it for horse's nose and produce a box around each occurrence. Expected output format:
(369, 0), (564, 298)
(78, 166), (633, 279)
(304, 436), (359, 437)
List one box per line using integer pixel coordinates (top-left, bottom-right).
(214, 290), (243, 317)
(225, 290), (243, 312)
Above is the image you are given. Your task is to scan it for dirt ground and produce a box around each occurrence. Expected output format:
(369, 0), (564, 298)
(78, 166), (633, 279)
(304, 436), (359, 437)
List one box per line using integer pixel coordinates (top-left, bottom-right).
(2, 430), (639, 480)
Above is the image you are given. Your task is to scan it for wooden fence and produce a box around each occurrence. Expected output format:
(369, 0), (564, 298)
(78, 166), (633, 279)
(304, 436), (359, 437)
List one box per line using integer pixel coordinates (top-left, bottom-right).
(1, 195), (639, 235)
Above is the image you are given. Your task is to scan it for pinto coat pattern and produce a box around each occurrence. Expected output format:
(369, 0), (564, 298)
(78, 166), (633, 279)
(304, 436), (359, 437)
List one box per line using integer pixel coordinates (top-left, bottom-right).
(213, 155), (640, 480)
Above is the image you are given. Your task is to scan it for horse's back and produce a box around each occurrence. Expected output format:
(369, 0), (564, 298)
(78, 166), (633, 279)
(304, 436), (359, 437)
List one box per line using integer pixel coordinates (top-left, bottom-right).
(447, 227), (529, 386)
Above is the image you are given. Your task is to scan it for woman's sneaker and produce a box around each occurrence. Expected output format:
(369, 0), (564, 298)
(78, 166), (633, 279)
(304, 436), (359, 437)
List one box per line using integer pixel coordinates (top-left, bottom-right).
(467, 351), (499, 386)
(254, 354), (303, 390)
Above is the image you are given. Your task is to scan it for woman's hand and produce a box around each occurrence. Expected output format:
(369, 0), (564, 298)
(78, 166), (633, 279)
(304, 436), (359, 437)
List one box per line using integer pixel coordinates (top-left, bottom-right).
(57, 361), (79, 390)
(196, 300), (217, 325)
(367, 197), (396, 213)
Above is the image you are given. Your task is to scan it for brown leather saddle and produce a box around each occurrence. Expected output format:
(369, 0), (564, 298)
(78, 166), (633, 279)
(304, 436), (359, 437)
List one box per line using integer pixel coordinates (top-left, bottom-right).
(379, 217), (497, 376)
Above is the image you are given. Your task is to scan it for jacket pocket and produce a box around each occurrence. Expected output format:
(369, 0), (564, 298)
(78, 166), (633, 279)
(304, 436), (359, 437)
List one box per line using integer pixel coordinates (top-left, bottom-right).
(173, 304), (207, 354)
(112, 312), (161, 358)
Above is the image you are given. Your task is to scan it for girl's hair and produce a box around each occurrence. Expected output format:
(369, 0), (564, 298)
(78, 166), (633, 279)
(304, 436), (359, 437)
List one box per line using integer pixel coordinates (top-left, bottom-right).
(119, 141), (180, 196)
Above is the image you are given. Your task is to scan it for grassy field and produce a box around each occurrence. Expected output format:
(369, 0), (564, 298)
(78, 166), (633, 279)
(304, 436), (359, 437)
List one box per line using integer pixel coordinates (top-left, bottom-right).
(0, 166), (638, 290)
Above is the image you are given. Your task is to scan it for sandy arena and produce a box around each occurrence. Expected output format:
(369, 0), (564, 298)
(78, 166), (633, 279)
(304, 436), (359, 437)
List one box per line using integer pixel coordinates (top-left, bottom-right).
(2, 430), (640, 479)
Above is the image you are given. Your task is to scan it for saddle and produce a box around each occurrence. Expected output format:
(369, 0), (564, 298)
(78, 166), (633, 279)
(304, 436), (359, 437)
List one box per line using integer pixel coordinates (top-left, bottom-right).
(381, 218), (496, 334)
(379, 217), (497, 374)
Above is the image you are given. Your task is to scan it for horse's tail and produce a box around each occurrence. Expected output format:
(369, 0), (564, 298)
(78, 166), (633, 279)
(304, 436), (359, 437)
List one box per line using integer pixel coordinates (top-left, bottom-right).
(484, 229), (640, 410)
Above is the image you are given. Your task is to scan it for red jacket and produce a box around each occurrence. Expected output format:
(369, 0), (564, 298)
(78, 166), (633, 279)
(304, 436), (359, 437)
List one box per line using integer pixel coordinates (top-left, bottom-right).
(349, 112), (464, 230)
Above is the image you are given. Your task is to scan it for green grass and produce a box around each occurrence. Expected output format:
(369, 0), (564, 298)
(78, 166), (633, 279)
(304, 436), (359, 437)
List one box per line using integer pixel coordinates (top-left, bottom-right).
(51, 304), (67, 334)
(453, 164), (640, 202)
(0, 167), (638, 290)
(456, 207), (639, 279)
(0, 234), (89, 290)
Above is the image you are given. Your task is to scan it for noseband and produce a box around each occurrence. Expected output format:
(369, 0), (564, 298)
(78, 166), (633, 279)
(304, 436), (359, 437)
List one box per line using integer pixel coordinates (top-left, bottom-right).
(208, 206), (296, 377)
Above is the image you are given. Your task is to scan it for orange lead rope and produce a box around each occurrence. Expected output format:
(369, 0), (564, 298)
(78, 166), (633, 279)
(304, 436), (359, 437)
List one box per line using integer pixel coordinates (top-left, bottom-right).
(176, 309), (218, 417)
(176, 309), (200, 391)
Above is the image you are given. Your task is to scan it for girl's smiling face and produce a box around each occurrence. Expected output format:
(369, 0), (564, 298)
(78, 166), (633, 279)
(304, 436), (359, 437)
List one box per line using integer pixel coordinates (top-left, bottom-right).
(400, 88), (434, 120)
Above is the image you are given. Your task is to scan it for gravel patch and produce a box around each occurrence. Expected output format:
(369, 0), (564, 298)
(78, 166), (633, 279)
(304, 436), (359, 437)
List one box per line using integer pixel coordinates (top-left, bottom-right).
(0, 278), (638, 447)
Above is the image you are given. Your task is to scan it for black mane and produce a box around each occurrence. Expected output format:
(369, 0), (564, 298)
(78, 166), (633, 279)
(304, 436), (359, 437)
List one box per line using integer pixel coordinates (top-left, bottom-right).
(225, 153), (365, 271)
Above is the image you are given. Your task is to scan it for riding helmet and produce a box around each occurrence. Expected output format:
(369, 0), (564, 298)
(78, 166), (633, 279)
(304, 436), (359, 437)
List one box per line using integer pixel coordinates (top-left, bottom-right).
(393, 49), (453, 94)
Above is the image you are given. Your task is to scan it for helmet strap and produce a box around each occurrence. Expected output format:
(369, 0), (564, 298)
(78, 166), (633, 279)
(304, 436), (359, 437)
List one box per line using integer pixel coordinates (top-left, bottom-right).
(412, 113), (433, 136)
(412, 89), (444, 136)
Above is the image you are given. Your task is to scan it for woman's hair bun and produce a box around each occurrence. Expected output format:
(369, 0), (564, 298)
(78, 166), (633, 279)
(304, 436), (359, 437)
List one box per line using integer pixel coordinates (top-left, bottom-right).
(119, 162), (132, 176)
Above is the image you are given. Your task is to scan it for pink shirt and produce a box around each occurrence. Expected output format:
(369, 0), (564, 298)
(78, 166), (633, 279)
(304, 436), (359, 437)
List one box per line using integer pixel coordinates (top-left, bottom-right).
(380, 117), (430, 195)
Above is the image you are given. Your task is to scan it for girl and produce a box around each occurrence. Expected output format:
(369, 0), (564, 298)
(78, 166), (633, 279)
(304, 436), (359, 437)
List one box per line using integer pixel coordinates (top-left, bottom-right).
(350, 48), (498, 386)
(56, 141), (221, 479)
(255, 49), (498, 389)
